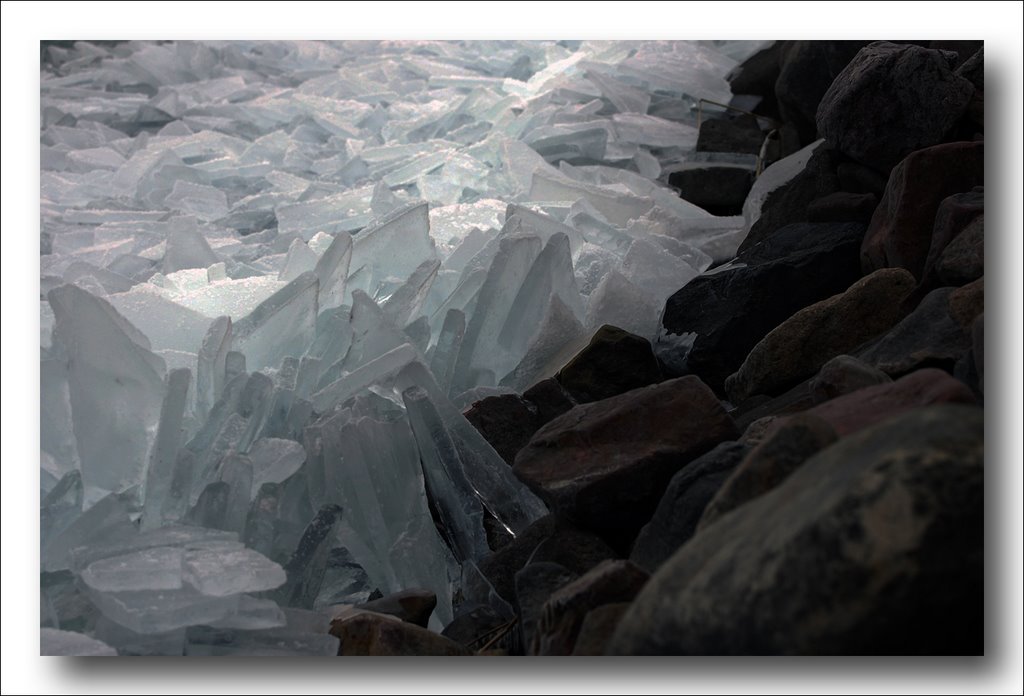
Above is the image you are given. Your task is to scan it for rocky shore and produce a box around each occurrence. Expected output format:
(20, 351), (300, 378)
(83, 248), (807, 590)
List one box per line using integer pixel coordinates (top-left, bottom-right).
(336, 40), (986, 656)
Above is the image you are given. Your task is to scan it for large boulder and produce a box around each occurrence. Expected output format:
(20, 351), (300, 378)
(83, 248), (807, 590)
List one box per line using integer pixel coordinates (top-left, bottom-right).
(477, 516), (616, 604)
(532, 560), (649, 656)
(353, 589), (436, 628)
(774, 41), (871, 146)
(514, 377), (738, 543)
(804, 368), (976, 437)
(861, 141), (984, 280)
(514, 562), (579, 655)
(738, 146), (843, 255)
(697, 415), (838, 530)
(727, 42), (783, 120)
(669, 165), (755, 216)
(725, 268), (916, 402)
(608, 405), (984, 655)
(918, 188), (984, 293)
(464, 394), (541, 467)
(661, 224), (865, 393)
(695, 115), (765, 155)
(555, 325), (662, 404)
(936, 215), (984, 287)
(817, 42), (975, 171)
(859, 282), (981, 377)
(809, 354), (892, 404)
(629, 441), (750, 573)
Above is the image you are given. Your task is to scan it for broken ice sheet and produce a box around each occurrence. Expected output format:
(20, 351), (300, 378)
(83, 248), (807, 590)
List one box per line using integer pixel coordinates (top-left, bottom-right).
(183, 545), (287, 597)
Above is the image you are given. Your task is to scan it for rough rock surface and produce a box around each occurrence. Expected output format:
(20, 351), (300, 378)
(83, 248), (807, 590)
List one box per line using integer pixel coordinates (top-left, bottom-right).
(861, 141), (984, 280)
(697, 415), (838, 529)
(805, 368), (976, 437)
(859, 284), (979, 376)
(661, 226), (864, 393)
(533, 560), (648, 656)
(817, 42), (975, 171)
(630, 441), (750, 573)
(354, 589), (437, 628)
(464, 394), (541, 467)
(810, 354), (892, 404)
(514, 377), (738, 542)
(555, 325), (662, 404)
(608, 405), (984, 655)
(725, 268), (916, 402)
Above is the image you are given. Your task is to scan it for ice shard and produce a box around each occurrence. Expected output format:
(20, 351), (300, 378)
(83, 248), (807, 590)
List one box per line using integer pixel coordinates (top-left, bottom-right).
(277, 238), (318, 282)
(429, 309), (466, 396)
(381, 258), (441, 328)
(48, 284), (166, 493)
(194, 316), (231, 423)
(231, 271), (318, 372)
(141, 368), (192, 531)
(451, 234), (542, 394)
(402, 386), (490, 562)
(312, 231), (352, 311)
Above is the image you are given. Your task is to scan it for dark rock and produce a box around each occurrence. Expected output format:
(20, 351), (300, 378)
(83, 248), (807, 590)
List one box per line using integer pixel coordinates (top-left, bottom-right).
(528, 527), (617, 577)
(861, 141), (984, 280)
(807, 192), (878, 224)
(669, 165), (755, 216)
(739, 145), (843, 254)
(955, 47), (984, 91)
(477, 515), (558, 604)
(738, 221), (866, 266)
(330, 612), (471, 656)
(477, 516), (616, 604)
(661, 227), (865, 394)
(441, 604), (509, 649)
(571, 603), (631, 656)
(732, 378), (817, 435)
(464, 393), (540, 466)
(630, 441), (750, 573)
(534, 560), (649, 655)
(738, 416), (783, 446)
(858, 285), (977, 376)
(836, 162), (890, 196)
(774, 40), (871, 146)
(608, 405), (984, 655)
(810, 354), (892, 404)
(696, 115), (765, 155)
(354, 589), (436, 628)
(555, 325), (662, 404)
(947, 277), (985, 331)
(805, 367), (976, 437)
(936, 215), (984, 286)
(931, 40), (985, 70)
(697, 415), (838, 530)
(522, 377), (577, 424)
(919, 189), (985, 289)
(725, 268), (916, 402)
(817, 42), (975, 171)
(727, 42), (783, 120)
(514, 377), (738, 543)
(514, 562), (579, 656)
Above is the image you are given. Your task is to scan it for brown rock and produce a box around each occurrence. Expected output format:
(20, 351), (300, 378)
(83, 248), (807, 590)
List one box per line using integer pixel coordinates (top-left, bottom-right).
(330, 612), (471, 656)
(805, 367), (976, 436)
(514, 377), (738, 542)
(555, 325), (662, 404)
(861, 141), (984, 280)
(608, 405), (984, 655)
(810, 354), (892, 404)
(698, 415), (838, 530)
(816, 42), (975, 171)
(533, 560), (648, 656)
(936, 215), (984, 286)
(571, 603), (631, 656)
(859, 285), (977, 376)
(464, 394), (540, 466)
(920, 189), (984, 289)
(725, 268), (916, 402)
(947, 277), (984, 330)
(354, 589), (437, 628)
(807, 191), (878, 224)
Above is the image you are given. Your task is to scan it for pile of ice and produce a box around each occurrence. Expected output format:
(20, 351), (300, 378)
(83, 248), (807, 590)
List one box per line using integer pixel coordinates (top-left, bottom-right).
(39, 40), (770, 655)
